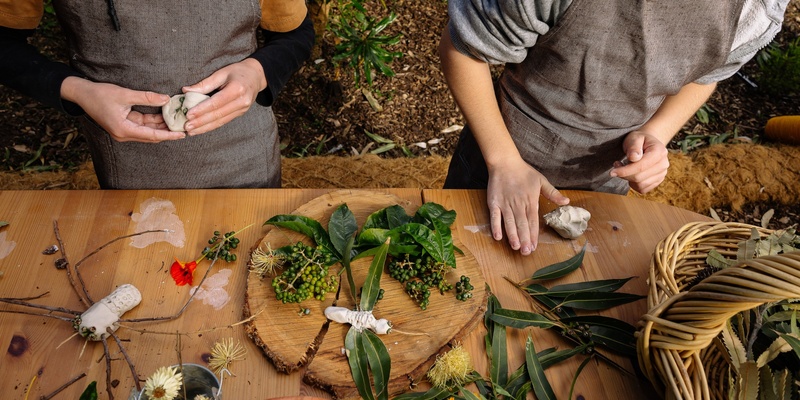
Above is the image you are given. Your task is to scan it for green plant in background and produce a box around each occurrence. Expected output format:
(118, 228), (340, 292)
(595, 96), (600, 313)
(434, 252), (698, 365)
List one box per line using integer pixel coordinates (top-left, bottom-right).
(330, 0), (403, 87)
(756, 37), (800, 96)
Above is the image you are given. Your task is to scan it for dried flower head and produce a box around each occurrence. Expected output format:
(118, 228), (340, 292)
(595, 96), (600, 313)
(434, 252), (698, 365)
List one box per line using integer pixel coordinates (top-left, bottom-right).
(144, 366), (183, 400)
(427, 343), (473, 389)
(249, 243), (285, 277)
(209, 337), (246, 374)
(193, 395), (211, 400)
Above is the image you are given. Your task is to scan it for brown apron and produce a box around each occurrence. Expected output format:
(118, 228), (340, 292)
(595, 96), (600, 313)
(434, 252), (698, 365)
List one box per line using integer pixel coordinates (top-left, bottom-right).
(52, 0), (280, 189)
(447, 0), (743, 194)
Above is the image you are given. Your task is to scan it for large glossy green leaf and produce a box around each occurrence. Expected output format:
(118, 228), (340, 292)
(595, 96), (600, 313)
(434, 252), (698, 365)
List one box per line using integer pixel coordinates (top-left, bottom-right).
(414, 202), (457, 227)
(525, 336), (556, 400)
(531, 245), (586, 280)
(557, 292), (645, 310)
(79, 381), (98, 400)
(385, 205), (412, 229)
(489, 308), (558, 329)
(329, 204), (358, 258)
(430, 217), (456, 267)
(399, 223), (450, 265)
(361, 239), (389, 311)
(264, 214), (336, 255)
(362, 329), (391, 400)
(346, 328), (375, 400)
(545, 278), (634, 297)
(342, 236), (358, 303)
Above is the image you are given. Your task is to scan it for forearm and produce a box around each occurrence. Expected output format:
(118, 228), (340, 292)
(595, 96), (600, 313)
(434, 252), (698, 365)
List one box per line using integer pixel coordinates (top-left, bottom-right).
(640, 82), (717, 144)
(438, 27), (521, 168)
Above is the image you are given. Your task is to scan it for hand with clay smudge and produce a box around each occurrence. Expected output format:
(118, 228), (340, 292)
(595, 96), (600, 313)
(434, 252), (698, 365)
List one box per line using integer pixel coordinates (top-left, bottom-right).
(610, 130), (669, 194)
(60, 77), (186, 143)
(487, 155), (570, 256)
(181, 58), (267, 136)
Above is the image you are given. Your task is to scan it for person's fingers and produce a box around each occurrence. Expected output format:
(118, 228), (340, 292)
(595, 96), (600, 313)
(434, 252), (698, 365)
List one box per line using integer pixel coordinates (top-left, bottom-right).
(502, 206), (520, 251)
(625, 134), (645, 163)
(512, 203), (533, 255)
(541, 183), (569, 206)
(182, 72), (224, 95)
(489, 204), (504, 242)
(128, 90), (170, 107)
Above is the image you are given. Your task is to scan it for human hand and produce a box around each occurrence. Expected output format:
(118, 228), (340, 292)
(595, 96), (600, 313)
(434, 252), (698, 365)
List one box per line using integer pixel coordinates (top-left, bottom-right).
(181, 58), (267, 135)
(610, 130), (670, 193)
(487, 157), (570, 255)
(62, 77), (185, 143)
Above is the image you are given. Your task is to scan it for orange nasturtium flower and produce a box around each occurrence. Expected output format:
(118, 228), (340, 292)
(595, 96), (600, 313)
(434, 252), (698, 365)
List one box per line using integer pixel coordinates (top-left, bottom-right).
(170, 257), (198, 286)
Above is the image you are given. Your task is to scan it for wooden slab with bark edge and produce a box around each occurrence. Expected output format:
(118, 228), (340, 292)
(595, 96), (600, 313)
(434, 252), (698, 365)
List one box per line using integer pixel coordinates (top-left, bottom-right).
(244, 189), (488, 399)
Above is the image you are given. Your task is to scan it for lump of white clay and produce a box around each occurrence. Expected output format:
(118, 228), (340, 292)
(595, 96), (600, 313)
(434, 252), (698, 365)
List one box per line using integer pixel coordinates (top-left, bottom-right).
(544, 205), (591, 239)
(324, 306), (392, 334)
(76, 284), (142, 341)
(162, 92), (209, 132)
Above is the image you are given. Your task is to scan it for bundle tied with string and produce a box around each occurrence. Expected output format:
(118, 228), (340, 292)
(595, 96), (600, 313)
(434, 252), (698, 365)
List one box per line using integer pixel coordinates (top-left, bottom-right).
(636, 221), (800, 400)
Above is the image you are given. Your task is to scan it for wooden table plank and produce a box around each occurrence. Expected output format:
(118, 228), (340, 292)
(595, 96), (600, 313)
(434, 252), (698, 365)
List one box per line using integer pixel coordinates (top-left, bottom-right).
(422, 189), (711, 399)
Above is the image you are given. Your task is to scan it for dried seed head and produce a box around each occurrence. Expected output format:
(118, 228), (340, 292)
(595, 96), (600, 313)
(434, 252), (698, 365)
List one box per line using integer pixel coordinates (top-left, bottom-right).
(208, 337), (246, 375)
(144, 366), (183, 400)
(249, 243), (285, 277)
(427, 343), (473, 389)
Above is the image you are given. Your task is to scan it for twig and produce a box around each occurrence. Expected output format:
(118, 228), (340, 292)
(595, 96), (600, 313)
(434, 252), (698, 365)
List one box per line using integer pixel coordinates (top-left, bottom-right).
(0, 309), (75, 322)
(176, 332), (187, 400)
(38, 372), (86, 400)
(110, 329), (141, 392)
(0, 295), (81, 316)
(120, 308), (266, 336)
(74, 229), (172, 304)
(101, 338), (115, 400)
(53, 220), (90, 308)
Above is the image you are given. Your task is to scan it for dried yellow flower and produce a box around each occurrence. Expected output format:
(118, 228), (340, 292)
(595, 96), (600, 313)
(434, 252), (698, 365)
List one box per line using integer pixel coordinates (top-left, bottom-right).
(250, 243), (285, 277)
(208, 337), (246, 374)
(427, 344), (473, 389)
(143, 366), (182, 400)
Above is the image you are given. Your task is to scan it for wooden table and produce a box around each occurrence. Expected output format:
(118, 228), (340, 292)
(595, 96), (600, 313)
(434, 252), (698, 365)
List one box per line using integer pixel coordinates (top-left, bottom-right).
(0, 189), (709, 399)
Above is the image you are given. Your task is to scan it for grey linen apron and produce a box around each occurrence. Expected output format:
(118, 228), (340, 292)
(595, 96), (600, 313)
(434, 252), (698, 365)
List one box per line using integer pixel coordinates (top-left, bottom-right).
(53, 0), (280, 189)
(446, 0), (743, 194)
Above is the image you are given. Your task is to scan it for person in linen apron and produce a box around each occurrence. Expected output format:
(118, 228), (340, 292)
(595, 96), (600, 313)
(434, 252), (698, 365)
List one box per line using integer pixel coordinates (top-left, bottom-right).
(440, 0), (789, 255)
(0, 0), (312, 189)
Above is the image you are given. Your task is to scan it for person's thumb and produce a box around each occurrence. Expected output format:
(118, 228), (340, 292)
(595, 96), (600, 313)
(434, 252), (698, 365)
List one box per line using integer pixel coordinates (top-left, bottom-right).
(626, 135), (645, 162)
(541, 182), (570, 206)
(182, 72), (223, 95)
(131, 90), (170, 107)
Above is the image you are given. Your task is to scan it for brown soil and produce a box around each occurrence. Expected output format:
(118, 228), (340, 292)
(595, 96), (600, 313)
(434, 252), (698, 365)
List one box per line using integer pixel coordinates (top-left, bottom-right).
(0, 0), (799, 229)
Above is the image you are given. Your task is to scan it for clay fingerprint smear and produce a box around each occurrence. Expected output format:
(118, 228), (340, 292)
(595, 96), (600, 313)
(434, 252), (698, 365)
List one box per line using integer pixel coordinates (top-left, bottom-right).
(190, 269), (232, 310)
(129, 198), (186, 248)
(0, 231), (17, 259)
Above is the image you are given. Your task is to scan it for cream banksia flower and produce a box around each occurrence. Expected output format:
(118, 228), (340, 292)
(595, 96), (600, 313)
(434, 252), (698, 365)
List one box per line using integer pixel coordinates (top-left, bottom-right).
(208, 337), (246, 374)
(427, 343), (473, 389)
(143, 366), (183, 400)
(249, 243), (285, 277)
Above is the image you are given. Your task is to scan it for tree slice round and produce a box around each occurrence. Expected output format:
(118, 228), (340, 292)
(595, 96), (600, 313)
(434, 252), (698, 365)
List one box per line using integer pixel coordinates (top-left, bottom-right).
(243, 189), (487, 399)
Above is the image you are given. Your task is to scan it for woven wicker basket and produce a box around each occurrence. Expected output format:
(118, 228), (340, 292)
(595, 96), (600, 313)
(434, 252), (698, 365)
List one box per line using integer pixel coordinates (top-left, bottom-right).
(636, 221), (800, 400)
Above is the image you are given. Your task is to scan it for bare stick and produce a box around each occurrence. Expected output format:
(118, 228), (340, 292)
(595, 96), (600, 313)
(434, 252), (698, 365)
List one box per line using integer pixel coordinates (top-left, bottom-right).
(101, 338), (115, 400)
(0, 296), (81, 316)
(53, 220), (90, 308)
(0, 309), (75, 322)
(175, 332), (187, 400)
(39, 372), (86, 400)
(110, 329), (141, 392)
(74, 229), (172, 305)
(120, 307), (265, 336)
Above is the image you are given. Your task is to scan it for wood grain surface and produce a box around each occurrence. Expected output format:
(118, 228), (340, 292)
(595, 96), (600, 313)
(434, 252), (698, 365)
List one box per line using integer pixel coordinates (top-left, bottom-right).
(244, 190), (488, 399)
(0, 188), (709, 400)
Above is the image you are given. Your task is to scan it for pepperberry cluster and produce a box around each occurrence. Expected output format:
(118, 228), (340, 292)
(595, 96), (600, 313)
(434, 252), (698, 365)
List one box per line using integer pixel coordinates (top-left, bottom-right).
(455, 275), (473, 301)
(387, 254), (472, 310)
(272, 242), (338, 303)
(202, 230), (240, 262)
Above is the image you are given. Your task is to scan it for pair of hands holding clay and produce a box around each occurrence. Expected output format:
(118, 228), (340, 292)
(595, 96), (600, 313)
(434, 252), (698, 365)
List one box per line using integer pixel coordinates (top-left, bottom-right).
(59, 58), (266, 143)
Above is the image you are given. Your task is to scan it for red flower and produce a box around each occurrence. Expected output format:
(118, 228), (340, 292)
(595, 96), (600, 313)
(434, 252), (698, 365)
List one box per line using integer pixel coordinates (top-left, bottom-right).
(170, 258), (197, 286)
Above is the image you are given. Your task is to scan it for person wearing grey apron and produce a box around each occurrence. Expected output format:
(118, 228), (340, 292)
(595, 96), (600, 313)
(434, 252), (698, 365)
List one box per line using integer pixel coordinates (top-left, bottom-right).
(0, 0), (313, 189)
(440, 0), (790, 255)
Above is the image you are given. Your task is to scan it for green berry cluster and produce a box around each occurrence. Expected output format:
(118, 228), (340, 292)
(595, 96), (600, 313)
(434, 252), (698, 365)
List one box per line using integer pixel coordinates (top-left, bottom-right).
(455, 275), (474, 301)
(387, 254), (466, 310)
(271, 242), (338, 303)
(203, 230), (240, 262)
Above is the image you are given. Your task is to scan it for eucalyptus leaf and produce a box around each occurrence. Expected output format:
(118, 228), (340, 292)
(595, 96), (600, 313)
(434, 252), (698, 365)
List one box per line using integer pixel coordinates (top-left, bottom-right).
(490, 311), (509, 391)
(329, 204), (358, 257)
(361, 239), (389, 311)
(264, 214), (337, 256)
(531, 245), (586, 280)
(484, 293), (501, 338)
(524, 283), (549, 295)
(539, 344), (590, 369)
(505, 363), (530, 398)
(586, 325), (637, 356)
(493, 384), (515, 398)
(525, 336), (556, 400)
(489, 308), (558, 329)
(560, 315), (637, 335)
(532, 294), (576, 318)
(346, 328), (376, 400)
(462, 389), (487, 400)
(557, 292), (645, 311)
(568, 356), (593, 400)
(361, 329), (392, 400)
(393, 387), (452, 400)
(545, 277), (634, 297)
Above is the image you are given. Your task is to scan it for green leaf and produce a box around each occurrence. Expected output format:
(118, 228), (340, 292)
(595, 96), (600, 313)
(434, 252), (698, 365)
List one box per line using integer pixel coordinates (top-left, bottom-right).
(544, 277), (634, 297)
(721, 320), (747, 373)
(79, 381), (98, 400)
(264, 214), (336, 256)
(346, 328), (376, 400)
(362, 329), (392, 400)
(461, 389), (487, 400)
(489, 308), (559, 329)
(525, 336), (556, 400)
(568, 356), (593, 400)
(560, 315), (637, 335)
(393, 387), (452, 400)
(737, 361), (759, 400)
(557, 292), (645, 311)
(361, 239), (389, 311)
(399, 223), (451, 265)
(759, 366), (778, 400)
(342, 236), (358, 303)
(0, 221), (8, 229)
(329, 204), (358, 258)
(586, 325), (637, 356)
(414, 202), (457, 227)
(531, 245), (586, 280)
(531, 294), (576, 318)
(364, 129), (395, 144)
(779, 333), (800, 358)
(539, 344), (590, 369)
(490, 315), (508, 392)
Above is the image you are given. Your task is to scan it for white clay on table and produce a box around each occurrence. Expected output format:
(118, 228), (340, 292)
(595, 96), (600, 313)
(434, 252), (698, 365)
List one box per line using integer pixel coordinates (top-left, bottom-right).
(77, 284), (142, 341)
(544, 205), (592, 239)
(324, 306), (392, 334)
